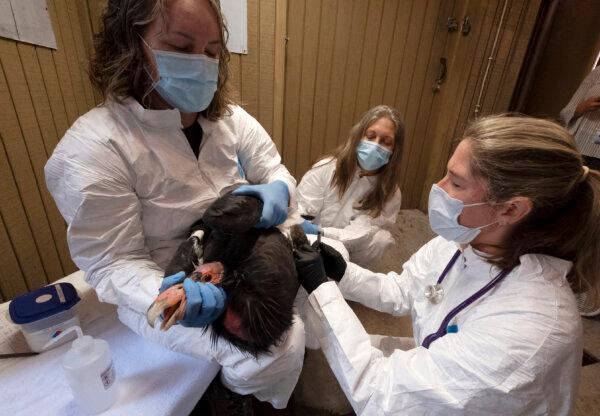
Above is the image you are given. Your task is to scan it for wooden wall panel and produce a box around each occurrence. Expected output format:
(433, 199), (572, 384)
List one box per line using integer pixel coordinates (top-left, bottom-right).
(0, 215), (26, 303)
(0, 0), (279, 300)
(53, 0), (92, 114)
(281, 0), (306, 169)
(0, 0), (106, 300)
(295, 0), (323, 176)
(322, 1), (353, 156)
(236, 0), (279, 140)
(272, 0), (287, 150)
(240, 0), (260, 118)
(16, 43), (72, 273)
(336, 1), (370, 161)
(76, 0), (104, 103)
(368, 0), (401, 107)
(353, 0), (385, 126)
(381, 0), (411, 106)
(0, 42), (58, 294)
(46, 1), (80, 125)
(258, 0), (276, 139)
(308, 0), (337, 162)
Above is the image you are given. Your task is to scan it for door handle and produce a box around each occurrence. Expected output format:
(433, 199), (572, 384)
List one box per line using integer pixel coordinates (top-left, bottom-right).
(446, 17), (459, 32)
(462, 16), (471, 35)
(433, 57), (447, 93)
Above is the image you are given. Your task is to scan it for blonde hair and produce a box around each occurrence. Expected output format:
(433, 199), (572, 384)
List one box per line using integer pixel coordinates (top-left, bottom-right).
(89, 0), (233, 121)
(326, 105), (404, 217)
(464, 114), (600, 307)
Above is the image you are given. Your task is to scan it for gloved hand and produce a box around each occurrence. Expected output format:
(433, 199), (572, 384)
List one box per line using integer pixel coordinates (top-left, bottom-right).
(158, 271), (227, 327)
(312, 241), (347, 282)
(181, 278), (227, 327)
(232, 180), (290, 228)
(159, 271), (186, 293)
(294, 244), (328, 293)
(301, 219), (320, 235)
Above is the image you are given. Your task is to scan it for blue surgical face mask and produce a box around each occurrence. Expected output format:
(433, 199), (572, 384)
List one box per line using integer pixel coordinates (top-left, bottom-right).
(428, 184), (497, 244)
(142, 38), (219, 113)
(356, 139), (392, 171)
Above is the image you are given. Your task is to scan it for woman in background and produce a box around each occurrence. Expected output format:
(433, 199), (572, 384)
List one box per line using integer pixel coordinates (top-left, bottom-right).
(297, 105), (404, 268)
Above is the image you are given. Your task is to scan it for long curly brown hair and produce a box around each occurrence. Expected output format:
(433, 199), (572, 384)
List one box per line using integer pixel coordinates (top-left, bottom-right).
(89, 0), (233, 121)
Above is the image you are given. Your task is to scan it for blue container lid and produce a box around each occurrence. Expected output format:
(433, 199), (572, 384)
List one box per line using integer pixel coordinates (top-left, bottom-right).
(9, 283), (81, 324)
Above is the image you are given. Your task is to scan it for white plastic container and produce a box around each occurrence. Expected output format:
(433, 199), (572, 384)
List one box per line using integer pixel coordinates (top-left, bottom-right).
(21, 308), (81, 352)
(62, 334), (118, 415)
(9, 282), (81, 352)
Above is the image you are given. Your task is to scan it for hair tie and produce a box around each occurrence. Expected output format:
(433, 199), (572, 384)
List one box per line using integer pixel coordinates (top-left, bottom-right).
(581, 165), (590, 182)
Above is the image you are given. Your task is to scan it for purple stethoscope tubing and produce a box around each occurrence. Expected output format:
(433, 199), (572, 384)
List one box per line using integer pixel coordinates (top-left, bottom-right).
(421, 249), (513, 349)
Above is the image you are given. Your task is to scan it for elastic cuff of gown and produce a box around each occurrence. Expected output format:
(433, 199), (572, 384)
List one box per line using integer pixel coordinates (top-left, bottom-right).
(321, 226), (341, 241)
(310, 281), (341, 308)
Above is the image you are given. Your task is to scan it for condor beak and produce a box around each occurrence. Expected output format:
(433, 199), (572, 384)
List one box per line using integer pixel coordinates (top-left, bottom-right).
(146, 284), (187, 331)
(146, 262), (225, 330)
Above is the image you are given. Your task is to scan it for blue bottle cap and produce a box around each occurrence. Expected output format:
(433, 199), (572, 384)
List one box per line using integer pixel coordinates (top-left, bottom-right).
(9, 283), (80, 324)
(446, 324), (459, 334)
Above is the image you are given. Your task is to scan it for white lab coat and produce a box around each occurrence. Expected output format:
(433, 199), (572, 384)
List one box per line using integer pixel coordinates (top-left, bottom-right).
(297, 158), (402, 267)
(44, 98), (303, 408)
(305, 236), (582, 415)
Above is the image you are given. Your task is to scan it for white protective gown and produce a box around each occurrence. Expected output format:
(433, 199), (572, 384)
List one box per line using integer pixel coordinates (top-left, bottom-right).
(44, 98), (304, 408)
(297, 158), (402, 267)
(305, 236), (582, 415)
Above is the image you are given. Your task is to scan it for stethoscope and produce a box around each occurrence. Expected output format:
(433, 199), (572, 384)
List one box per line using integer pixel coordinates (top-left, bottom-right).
(421, 249), (513, 349)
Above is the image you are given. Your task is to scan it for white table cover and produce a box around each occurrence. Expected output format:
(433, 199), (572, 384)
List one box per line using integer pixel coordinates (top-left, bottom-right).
(0, 271), (220, 416)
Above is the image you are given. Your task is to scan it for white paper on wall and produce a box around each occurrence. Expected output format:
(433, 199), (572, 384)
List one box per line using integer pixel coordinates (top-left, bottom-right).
(220, 0), (248, 55)
(0, 0), (56, 49)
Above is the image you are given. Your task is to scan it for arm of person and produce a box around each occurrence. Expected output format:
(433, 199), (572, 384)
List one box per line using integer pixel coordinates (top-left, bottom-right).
(560, 67), (600, 125)
(45, 127), (164, 315)
(305, 283), (559, 415)
(297, 160), (333, 218)
(335, 237), (430, 316)
(320, 188), (402, 251)
(235, 107), (297, 206)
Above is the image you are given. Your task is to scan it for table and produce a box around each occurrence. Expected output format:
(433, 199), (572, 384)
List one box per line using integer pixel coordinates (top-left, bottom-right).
(0, 271), (220, 415)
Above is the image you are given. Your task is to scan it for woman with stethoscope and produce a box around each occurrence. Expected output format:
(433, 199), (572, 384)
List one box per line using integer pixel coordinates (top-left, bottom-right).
(294, 114), (600, 415)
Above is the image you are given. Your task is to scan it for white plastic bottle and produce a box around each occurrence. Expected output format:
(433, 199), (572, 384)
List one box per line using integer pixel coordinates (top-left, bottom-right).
(62, 334), (118, 414)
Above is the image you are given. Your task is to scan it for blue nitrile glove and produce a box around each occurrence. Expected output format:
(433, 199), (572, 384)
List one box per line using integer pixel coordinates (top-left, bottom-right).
(159, 271), (186, 293)
(232, 180), (290, 228)
(181, 278), (227, 327)
(301, 219), (319, 235)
